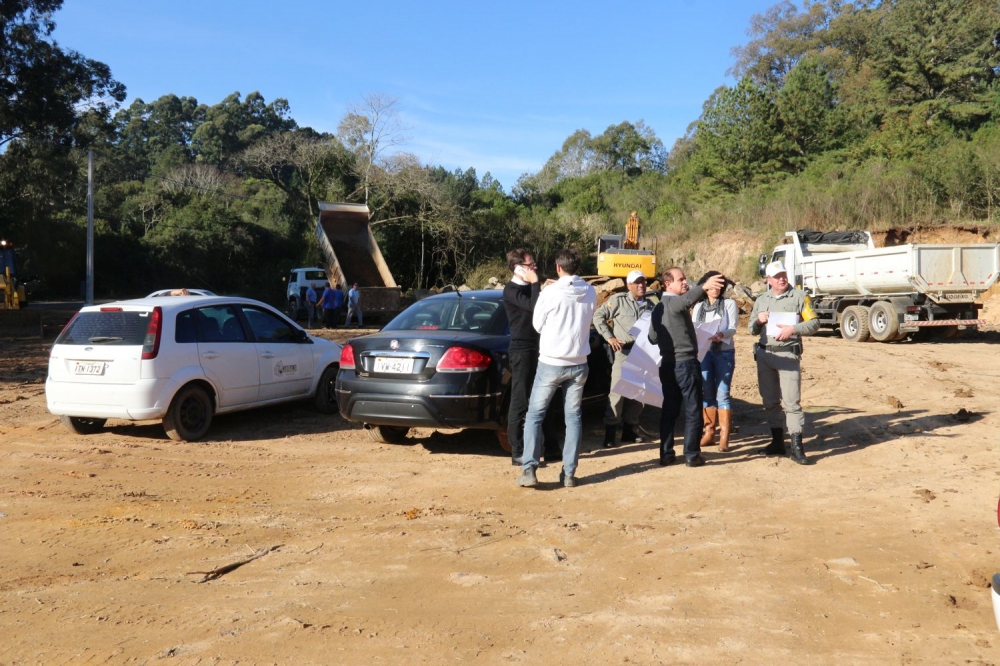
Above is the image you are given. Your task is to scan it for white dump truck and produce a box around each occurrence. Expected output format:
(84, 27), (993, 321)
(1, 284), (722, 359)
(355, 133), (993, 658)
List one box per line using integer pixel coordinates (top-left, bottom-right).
(284, 203), (404, 322)
(758, 230), (1000, 342)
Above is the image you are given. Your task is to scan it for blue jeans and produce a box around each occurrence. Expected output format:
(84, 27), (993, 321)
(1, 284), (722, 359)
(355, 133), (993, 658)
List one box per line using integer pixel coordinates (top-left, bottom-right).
(522, 362), (589, 477)
(700, 347), (735, 410)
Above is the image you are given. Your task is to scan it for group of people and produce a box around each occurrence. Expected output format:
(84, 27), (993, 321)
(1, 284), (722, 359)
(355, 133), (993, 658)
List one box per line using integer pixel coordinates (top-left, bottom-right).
(503, 248), (820, 489)
(305, 281), (364, 329)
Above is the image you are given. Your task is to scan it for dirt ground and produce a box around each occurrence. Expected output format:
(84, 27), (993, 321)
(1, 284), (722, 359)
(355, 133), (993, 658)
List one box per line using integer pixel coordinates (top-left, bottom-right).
(1, 320), (999, 665)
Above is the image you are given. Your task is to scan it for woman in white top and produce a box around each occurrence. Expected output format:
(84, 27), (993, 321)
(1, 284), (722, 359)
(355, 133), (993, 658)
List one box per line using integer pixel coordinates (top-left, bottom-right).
(692, 271), (739, 451)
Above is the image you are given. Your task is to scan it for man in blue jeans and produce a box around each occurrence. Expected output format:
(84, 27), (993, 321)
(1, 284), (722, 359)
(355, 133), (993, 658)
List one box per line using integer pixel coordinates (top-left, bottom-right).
(648, 267), (726, 467)
(517, 249), (597, 489)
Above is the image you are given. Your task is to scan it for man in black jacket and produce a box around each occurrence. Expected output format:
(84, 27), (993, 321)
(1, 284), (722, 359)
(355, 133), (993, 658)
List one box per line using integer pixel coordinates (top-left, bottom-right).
(648, 268), (726, 468)
(502, 249), (558, 466)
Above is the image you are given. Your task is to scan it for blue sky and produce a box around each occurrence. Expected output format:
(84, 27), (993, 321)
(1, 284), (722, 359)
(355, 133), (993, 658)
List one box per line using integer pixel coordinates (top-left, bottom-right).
(53, 0), (780, 191)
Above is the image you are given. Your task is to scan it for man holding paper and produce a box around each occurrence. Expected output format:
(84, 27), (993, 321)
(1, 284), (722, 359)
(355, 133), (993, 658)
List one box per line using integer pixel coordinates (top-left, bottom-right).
(648, 267), (727, 468)
(749, 261), (821, 465)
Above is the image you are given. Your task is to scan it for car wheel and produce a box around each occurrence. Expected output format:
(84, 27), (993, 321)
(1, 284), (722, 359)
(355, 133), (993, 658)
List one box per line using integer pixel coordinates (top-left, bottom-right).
(364, 424), (410, 444)
(314, 364), (339, 414)
(60, 415), (107, 435)
(163, 385), (213, 442)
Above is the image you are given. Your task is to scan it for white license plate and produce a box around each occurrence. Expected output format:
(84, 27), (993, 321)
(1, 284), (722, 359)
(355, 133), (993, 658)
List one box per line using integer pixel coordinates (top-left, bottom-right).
(904, 314), (919, 321)
(374, 357), (414, 374)
(74, 362), (106, 376)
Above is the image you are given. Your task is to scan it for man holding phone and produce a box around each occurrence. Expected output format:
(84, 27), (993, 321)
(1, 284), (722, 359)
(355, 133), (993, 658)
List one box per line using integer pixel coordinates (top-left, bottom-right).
(502, 249), (559, 467)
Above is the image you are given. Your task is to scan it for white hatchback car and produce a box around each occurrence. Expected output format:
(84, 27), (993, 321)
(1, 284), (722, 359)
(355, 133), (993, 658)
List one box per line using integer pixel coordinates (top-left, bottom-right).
(46, 295), (342, 441)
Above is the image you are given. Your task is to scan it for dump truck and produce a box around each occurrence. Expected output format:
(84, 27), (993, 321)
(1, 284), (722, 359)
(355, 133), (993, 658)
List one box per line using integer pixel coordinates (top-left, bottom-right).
(759, 230), (1000, 342)
(288, 202), (401, 322)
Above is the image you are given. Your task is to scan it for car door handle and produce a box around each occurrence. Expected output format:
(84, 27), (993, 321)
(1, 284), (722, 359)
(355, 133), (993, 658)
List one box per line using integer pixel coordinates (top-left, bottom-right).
(202, 352), (219, 359)
(260, 352), (274, 359)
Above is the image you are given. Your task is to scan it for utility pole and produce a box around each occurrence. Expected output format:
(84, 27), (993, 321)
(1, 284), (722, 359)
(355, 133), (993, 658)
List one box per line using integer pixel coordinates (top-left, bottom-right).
(86, 149), (94, 305)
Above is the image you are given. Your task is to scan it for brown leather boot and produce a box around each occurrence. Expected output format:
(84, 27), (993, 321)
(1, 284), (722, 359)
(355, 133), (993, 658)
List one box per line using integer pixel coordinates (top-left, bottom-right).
(699, 407), (717, 447)
(717, 409), (732, 452)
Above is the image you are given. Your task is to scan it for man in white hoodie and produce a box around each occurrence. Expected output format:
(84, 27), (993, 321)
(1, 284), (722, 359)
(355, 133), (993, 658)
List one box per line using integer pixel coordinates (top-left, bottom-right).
(517, 249), (597, 489)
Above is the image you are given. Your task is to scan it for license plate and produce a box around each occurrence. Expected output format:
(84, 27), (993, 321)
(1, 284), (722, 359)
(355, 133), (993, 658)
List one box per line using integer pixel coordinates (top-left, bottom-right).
(374, 357), (414, 374)
(904, 314), (919, 321)
(74, 362), (106, 376)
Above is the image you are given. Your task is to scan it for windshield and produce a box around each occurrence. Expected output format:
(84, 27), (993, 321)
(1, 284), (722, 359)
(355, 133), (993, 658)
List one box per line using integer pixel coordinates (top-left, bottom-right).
(382, 298), (506, 334)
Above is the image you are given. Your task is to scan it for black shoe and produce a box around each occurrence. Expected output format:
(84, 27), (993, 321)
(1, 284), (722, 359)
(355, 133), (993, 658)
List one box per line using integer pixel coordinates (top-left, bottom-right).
(659, 453), (677, 467)
(789, 433), (815, 465)
(602, 425), (617, 449)
(761, 427), (786, 456)
(685, 455), (706, 468)
(621, 423), (644, 444)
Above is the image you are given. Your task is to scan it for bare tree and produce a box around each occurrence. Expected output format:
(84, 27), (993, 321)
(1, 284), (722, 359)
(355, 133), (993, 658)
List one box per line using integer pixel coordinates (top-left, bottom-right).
(337, 93), (409, 206)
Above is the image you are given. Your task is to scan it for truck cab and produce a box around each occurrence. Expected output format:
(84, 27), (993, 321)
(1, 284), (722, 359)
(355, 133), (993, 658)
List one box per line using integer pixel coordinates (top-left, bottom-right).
(285, 268), (330, 320)
(758, 231), (875, 288)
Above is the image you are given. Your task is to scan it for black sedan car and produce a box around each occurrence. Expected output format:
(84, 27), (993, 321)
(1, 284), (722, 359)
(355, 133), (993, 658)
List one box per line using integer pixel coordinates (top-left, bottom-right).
(335, 289), (611, 450)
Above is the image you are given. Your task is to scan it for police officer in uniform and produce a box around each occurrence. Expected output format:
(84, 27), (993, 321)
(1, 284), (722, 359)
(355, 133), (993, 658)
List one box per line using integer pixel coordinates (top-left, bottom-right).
(592, 270), (654, 448)
(749, 261), (820, 465)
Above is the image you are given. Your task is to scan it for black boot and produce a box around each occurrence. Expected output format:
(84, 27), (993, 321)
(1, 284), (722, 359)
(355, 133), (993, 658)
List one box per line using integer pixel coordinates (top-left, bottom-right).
(789, 432), (814, 465)
(659, 441), (677, 466)
(621, 423), (644, 444)
(602, 425), (617, 449)
(762, 428), (786, 456)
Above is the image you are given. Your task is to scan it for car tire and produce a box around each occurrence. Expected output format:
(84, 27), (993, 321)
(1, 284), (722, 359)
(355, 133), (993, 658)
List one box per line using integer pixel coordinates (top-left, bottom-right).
(314, 364), (339, 414)
(163, 385), (213, 442)
(60, 415), (107, 434)
(364, 424), (410, 444)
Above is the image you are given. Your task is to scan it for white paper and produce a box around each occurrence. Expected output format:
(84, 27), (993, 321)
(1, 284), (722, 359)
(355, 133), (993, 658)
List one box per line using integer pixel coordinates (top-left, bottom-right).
(765, 311), (799, 337)
(694, 319), (721, 362)
(610, 313), (664, 408)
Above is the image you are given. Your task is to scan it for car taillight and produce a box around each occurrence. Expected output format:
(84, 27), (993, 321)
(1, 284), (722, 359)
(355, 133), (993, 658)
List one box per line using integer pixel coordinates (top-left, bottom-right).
(340, 344), (356, 370)
(437, 346), (491, 372)
(141, 307), (162, 360)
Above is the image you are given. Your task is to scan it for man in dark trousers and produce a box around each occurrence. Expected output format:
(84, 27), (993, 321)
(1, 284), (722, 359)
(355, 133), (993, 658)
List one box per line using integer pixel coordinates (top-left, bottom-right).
(502, 248), (559, 466)
(648, 267), (726, 468)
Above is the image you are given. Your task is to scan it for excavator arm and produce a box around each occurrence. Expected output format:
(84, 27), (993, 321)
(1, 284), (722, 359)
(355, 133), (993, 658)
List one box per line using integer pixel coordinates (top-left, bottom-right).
(623, 211), (640, 250)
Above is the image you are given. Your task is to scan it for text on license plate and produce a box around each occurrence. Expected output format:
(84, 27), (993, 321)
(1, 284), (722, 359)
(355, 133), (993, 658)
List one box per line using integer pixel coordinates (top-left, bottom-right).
(74, 362), (106, 376)
(904, 314), (919, 321)
(374, 357), (414, 374)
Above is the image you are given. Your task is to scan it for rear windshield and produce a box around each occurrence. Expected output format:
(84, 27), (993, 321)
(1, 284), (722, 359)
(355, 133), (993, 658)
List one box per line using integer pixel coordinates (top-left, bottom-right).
(383, 298), (506, 334)
(55, 310), (151, 346)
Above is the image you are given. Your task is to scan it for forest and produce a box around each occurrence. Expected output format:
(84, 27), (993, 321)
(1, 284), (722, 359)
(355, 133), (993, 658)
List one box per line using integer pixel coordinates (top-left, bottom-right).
(2, 0), (1000, 301)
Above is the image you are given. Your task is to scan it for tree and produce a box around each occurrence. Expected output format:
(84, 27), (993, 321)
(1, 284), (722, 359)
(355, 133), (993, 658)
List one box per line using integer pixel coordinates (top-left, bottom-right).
(337, 93), (408, 205)
(191, 92), (296, 167)
(0, 0), (125, 148)
(693, 78), (789, 191)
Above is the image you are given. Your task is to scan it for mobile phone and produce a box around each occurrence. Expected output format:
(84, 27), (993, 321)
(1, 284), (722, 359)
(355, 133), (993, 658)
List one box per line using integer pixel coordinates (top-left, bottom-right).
(514, 265), (528, 278)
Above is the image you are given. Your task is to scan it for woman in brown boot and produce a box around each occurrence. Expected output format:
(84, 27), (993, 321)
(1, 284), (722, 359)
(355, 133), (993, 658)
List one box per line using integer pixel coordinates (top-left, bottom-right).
(693, 271), (738, 451)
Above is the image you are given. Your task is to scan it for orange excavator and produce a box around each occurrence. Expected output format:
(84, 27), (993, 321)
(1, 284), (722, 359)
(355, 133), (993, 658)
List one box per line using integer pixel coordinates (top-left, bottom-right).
(596, 211), (657, 279)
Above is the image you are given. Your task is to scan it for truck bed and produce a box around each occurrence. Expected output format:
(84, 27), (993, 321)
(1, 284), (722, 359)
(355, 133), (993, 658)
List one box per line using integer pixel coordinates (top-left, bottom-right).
(802, 243), (1000, 301)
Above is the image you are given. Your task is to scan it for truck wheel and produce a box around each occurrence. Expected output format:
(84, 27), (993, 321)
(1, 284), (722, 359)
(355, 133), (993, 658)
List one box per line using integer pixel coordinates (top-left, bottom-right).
(869, 302), (900, 342)
(840, 306), (870, 342)
(364, 425), (411, 444)
(163, 385), (213, 442)
(314, 364), (339, 414)
(60, 415), (107, 434)
(286, 298), (300, 320)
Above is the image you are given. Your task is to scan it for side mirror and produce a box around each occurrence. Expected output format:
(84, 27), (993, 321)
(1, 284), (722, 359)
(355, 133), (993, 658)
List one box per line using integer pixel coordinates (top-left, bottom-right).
(757, 254), (768, 278)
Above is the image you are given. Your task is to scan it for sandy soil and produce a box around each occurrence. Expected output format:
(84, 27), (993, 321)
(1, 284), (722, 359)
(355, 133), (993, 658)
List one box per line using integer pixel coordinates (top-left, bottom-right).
(1, 323), (998, 665)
